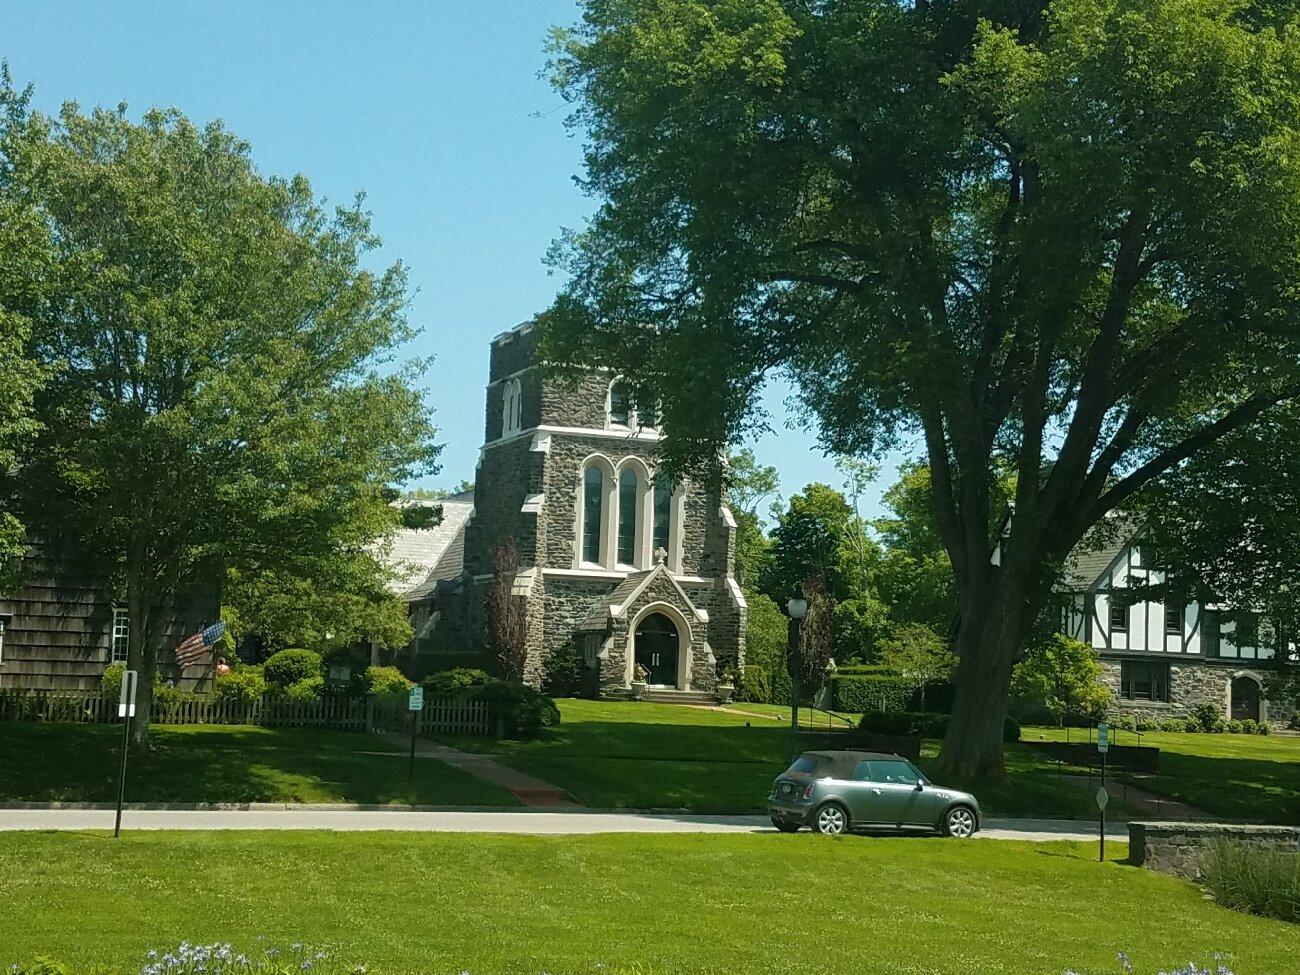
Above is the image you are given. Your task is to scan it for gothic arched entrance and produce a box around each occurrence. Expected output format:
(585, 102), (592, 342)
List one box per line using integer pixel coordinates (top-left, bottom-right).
(634, 612), (679, 687)
(1230, 675), (1262, 722)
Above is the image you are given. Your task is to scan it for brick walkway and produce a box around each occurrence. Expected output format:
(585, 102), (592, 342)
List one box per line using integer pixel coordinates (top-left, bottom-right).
(378, 732), (582, 808)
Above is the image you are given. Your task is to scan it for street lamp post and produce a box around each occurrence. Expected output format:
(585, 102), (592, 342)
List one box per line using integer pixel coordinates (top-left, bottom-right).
(785, 595), (809, 762)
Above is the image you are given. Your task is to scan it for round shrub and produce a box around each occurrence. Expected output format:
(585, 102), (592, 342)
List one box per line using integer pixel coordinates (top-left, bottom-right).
(214, 666), (267, 705)
(284, 675), (325, 702)
(422, 668), (492, 699)
(468, 679), (560, 739)
(101, 662), (126, 697)
(263, 649), (323, 688)
(366, 665), (412, 696)
(738, 664), (772, 704)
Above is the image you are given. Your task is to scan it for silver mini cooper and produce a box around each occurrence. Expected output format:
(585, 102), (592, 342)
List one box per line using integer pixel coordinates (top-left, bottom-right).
(767, 750), (981, 837)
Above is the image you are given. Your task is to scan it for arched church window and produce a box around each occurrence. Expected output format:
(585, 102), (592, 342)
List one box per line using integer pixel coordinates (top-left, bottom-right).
(618, 468), (640, 566)
(582, 466), (605, 565)
(609, 380), (631, 427)
(653, 480), (672, 558)
(501, 378), (522, 437)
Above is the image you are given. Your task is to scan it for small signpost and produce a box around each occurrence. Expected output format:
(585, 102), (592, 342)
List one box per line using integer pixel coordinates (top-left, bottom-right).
(1096, 721), (1110, 862)
(407, 685), (424, 782)
(115, 669), (138, 838)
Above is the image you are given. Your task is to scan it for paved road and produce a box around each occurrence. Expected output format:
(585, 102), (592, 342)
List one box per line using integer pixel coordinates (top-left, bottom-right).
(0, 806), (1126, 841)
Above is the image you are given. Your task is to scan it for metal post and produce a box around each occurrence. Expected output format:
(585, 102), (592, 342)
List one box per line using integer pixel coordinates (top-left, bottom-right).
(114, 711), (131, 838)
(788, 617), (803, 762)
(408, 706), (418, 783)
(1099, 748), (1107, 862)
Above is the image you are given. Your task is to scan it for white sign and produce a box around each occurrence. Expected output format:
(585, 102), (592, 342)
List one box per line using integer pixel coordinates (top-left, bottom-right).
(408, 685), (424, 711)
(329, 664), (352, 682)
(1097, 722), (1110, 754)
(1096, 786), (1110, 811)
(118, 669), (138, 718)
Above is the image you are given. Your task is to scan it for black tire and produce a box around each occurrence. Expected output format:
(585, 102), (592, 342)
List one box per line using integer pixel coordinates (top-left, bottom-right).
(771, 818), (802, 833)
(812, 802), (850, 836)
(940, 804), (977, 838)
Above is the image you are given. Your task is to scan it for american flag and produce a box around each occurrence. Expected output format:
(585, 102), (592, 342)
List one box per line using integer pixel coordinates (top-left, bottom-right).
(175, 621), (227, 667)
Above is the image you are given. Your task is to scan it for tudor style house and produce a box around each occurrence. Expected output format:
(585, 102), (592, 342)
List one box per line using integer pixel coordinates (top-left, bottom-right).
(398, 321), (746, 700)
(1060, 523), (1295, 724)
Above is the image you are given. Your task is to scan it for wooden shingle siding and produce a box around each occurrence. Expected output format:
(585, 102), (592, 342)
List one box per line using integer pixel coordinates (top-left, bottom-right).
(0, 542), (219, 691)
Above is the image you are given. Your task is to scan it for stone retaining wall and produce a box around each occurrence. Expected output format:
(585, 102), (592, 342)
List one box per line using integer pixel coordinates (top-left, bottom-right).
(1128, 821), (1300, 880)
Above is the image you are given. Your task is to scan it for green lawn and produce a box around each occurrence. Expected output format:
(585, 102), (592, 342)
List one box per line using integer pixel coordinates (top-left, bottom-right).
(438, 699), (1132, 818)
(1024, 726), (1300, 824)
(1, 831), (1296, 975)
(0, 723), (518, 806)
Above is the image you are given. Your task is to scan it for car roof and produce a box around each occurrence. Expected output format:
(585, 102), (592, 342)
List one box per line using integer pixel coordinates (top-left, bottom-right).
(801, 750), (906, 762)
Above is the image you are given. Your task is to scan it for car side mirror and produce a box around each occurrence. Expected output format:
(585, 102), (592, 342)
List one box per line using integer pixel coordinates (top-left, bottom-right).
(914, 781), (924, 791)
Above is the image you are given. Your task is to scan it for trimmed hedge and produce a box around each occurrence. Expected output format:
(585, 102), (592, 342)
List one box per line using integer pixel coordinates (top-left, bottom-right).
(832, 670), (915, 713)
(859, 710), (1021, 743)
(263, 649), (323, 688)
(422, 668), (493, 698)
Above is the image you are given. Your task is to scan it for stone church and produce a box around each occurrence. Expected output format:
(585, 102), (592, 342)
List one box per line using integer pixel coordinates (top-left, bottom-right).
(402, 321), (746, 701)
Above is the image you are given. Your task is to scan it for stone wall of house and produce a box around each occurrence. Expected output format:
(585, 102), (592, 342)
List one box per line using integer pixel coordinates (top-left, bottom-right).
(540, 371), (611, 430)
(462, 436), (543, 578)
(1128, 822), (1300, 881)
(1100, 659), (1287, 723)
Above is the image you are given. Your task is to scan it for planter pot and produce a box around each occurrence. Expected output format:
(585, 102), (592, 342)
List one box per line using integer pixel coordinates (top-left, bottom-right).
(630, 681), (648, 701)
(716, 683), (735, 705)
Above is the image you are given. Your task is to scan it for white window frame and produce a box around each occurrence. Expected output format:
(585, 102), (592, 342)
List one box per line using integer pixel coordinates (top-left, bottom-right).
(0, 616), (6, 666)
(111, 607), (130, 663)
(502, 378), (523, 438)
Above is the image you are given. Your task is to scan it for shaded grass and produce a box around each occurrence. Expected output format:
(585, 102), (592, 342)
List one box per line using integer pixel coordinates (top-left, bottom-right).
(439, 699), (1135, 817)
(0, 722), (517, 806)
(1025, 727), (1300, 824)
(1, 831), (1297, 975)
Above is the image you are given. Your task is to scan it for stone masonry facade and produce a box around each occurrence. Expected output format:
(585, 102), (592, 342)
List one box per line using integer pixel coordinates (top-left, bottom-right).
(421, 321), (746, 697)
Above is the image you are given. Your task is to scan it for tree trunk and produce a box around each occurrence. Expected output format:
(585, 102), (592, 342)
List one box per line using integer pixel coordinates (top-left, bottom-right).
(934, 581), (1030, 780)
(126, 566), (155, 750)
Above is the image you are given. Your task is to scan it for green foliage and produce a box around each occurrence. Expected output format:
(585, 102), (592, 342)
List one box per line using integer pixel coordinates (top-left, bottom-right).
(878, 623), (956, 710)
(743, 591), (788, 676)
(213, 667), (267, 706)
(832, 670), (915, 714)
(542, 641), (586, 697)
(759, 484), (873, 604)
(422, 668), (493, 699)
(859, 710), (1020, 744)
(737, 663), (772, 704)
(100, 663), (125, 698)
(284, 676), (325, 703)
(263, 649), (323, 689)
(1012, 635), (1111, 723)
(468, 679), (561, 740)
(364, 665), (411, 696)
(1190, 702), (1227, 733)
(832, 595), (891, 663)
(1202, 839), (1300, 924)
(6, 86), (438, 742)
(727, 448), (780, 586)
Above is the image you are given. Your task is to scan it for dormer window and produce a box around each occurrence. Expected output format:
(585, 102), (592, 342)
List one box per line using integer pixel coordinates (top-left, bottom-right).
(609, 380), (632, 427)
(501, 378), (522, 438)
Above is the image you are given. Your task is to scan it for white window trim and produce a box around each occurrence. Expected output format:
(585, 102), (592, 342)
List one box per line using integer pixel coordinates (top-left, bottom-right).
(605, 376), (659, 433)
(0, 616), (6, 666)
(578, 454), (685, 573)
(111, 606), (130, 663)
(501, 378), (523, 438)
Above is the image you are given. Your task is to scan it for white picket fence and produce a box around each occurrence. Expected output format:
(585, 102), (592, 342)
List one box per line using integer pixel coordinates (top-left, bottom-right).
(0, 688), (492, 736)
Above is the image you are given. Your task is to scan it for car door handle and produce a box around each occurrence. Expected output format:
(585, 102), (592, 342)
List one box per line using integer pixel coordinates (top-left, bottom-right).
(872, 788), (882, 795)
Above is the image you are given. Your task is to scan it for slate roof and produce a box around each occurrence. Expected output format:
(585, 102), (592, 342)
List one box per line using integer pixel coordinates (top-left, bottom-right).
(385, 492), (474, 600)
(576, 570), (652, 630)
(1061, 514), (1141, 590)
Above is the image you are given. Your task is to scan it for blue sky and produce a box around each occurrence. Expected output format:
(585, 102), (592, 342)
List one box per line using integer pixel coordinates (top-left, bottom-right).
(6, 0), (911, 519)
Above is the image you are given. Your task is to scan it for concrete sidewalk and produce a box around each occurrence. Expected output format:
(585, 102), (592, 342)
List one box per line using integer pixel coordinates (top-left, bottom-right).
(0, 805), (1126, 841)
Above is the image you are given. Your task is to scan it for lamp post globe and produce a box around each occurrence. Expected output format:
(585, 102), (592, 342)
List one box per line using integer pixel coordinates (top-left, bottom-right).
(786, 596), (808, 620)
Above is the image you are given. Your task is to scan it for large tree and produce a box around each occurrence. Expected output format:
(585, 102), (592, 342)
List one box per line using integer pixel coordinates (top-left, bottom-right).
(542, 0), (1300, 776)
(10, 99), (438, 745)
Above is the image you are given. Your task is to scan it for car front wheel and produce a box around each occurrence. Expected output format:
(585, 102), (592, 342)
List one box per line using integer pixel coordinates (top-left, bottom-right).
(941, 805), (977, 838)
(813, 802), (849, 836)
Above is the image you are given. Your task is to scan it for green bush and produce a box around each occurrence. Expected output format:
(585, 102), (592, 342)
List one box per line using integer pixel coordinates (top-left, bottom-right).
(284, 675), (325, 702)
(832, 671), (914, 713)
(469, 679), (560, 739)
(738, 664), (772, 704)
(365, 665), (412, 696)
(857, 710), (1020, 743)
(1202, 838), (1300, 923)
(152, 682), (200, 708)
(263, 649), (323, 688)
(423, 667), (492, 698)
(1189, 701), (1222, 732)
(542, 641), (586, 697)
(101, 662), (126, 697)
(214, 666), (267, 705)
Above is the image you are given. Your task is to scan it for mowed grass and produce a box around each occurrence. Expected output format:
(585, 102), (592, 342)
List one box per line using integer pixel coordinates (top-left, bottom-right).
(0, 723), (517, 806)
(2, 832), (1297, 975)
(1025, 726), (1300, 824)
(438, 699), (1131, 818)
